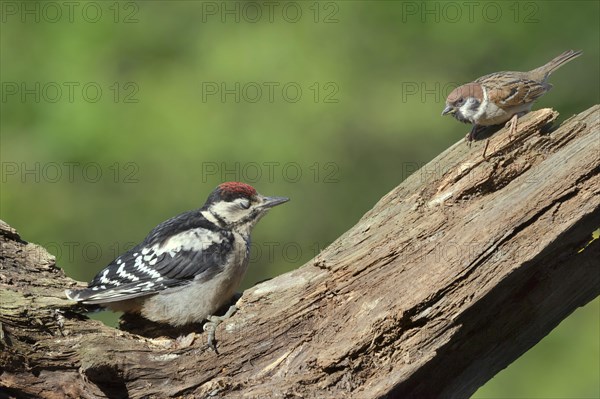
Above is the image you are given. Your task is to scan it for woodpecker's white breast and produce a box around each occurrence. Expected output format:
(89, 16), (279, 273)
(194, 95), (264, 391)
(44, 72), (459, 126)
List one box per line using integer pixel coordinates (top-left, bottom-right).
(139, 231), (250, 326)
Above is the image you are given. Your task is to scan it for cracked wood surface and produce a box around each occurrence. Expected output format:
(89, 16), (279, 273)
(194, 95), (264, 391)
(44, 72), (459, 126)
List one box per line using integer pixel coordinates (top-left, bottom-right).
(1, 105), (599, 398)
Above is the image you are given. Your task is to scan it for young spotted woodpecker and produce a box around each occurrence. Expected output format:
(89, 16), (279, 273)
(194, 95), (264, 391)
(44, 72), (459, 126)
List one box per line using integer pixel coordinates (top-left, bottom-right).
(65, 182), (288, 348)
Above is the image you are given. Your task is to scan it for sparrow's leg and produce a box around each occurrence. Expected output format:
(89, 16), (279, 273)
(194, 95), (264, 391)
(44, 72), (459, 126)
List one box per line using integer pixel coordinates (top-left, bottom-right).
(482, 113), (523, 159)
(505, 114), (519, 140)
(204, 305), (238, 353)
(465, 124), (482, 146)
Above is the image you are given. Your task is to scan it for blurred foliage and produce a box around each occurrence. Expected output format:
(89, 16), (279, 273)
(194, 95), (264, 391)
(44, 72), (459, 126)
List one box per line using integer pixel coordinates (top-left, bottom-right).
(1, 1), (598, 397)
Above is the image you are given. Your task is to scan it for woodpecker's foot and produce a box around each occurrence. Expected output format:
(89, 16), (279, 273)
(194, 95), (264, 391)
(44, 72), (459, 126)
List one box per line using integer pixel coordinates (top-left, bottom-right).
(204, 305), (238, 353)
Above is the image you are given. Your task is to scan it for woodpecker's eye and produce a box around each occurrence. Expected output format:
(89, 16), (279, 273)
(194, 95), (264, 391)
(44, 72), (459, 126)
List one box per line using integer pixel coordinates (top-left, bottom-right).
(237, 199), (250, 209)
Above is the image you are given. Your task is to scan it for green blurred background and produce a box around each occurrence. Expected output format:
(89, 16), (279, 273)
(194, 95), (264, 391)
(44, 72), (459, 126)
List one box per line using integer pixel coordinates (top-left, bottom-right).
(1, 1), (598, 397)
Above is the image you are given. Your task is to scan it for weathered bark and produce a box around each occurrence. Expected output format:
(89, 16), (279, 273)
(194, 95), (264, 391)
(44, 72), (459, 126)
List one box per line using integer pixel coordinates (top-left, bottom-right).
(1, 105), (599, 399)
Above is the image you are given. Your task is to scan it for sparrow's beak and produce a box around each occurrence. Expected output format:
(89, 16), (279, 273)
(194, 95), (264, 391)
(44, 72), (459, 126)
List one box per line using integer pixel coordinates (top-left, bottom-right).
(441, 105), (455, 116)
(261, 196), (290, 208)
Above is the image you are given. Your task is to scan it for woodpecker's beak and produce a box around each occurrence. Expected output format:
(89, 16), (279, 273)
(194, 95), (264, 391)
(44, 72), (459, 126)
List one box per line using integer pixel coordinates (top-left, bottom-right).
(441, 105), (456, 116)
(262, 196), (289, 208)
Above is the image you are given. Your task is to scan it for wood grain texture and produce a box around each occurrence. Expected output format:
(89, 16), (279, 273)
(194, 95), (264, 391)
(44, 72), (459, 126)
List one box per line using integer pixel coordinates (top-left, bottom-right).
(1, 105), (599, 399)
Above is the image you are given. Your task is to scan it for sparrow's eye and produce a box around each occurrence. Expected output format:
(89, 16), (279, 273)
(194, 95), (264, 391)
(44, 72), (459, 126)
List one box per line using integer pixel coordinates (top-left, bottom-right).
(455, 98), (465, 106)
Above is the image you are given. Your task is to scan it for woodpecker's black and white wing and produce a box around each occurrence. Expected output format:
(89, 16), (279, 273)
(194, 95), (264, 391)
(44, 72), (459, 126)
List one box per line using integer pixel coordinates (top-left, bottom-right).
(65, 210), (234, 304)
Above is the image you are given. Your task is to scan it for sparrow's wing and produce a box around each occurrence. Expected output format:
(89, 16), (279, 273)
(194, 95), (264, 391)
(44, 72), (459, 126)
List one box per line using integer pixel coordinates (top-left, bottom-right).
(476, 72), (551, 109)
(65, 226), (235, 304)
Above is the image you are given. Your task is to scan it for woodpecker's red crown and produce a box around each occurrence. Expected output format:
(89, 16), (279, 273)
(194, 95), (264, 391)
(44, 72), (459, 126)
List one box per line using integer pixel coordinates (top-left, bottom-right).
(205, 182), (258, 205)
(218, 182), (256, 197)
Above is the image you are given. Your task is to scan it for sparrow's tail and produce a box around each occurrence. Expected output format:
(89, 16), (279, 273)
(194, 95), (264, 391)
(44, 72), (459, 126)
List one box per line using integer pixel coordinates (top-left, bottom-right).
(530, 50), (583, 81)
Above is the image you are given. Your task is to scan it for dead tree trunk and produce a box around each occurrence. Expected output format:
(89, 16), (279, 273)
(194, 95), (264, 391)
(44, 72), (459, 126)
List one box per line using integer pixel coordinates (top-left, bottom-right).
(1, 105), (599, 399)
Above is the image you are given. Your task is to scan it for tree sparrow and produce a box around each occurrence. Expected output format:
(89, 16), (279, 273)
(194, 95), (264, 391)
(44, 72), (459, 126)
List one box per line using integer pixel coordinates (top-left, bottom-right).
(442, 50), (582, 154)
